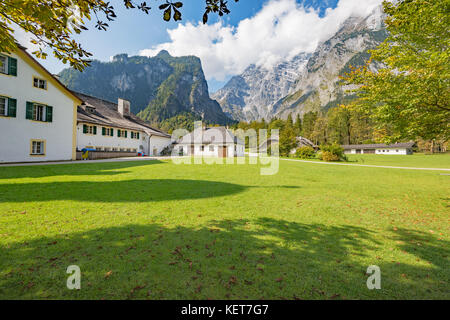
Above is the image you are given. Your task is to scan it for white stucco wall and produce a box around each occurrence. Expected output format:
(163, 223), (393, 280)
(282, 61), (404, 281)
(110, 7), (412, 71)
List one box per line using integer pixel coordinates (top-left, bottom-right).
(148, 135), (172, 156)
(0, 51), (77, 163)
(176, 143), (244, 157)
(77, 126), (171, 156)
(375, 148), (409, 155)
(345, 148), (410, 155)
(77, 124), (145, 153)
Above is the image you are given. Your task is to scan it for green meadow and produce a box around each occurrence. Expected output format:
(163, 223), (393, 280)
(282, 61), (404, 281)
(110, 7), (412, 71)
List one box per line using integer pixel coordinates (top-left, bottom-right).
(0, 156), (448, 299)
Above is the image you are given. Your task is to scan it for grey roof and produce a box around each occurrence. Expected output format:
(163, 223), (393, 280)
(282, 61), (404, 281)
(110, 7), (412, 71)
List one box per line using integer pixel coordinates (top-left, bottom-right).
(342, 142), (415, 150)
(177, 127), (244, 145)
(75, 92), (170, 138)
(297, 136), (318, 148)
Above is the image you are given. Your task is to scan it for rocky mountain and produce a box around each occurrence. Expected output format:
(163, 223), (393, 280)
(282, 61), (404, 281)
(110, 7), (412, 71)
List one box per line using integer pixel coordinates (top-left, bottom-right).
(212, 52), (310, 121)
(58, 50), (232, 127)
(213, 6), (387, 121)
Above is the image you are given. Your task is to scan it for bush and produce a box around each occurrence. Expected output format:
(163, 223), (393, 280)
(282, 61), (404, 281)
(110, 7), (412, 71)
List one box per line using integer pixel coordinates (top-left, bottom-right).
(321, 151), (340, 162)
(296, 146), (316, 159)
(319, 143), (347, 161)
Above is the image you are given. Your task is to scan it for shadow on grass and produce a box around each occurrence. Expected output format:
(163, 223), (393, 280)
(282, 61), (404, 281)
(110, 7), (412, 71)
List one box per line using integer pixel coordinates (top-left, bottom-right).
(0, 160), (164, 180)
(0, 218), (447, 299)
(0, 179), (247, 203)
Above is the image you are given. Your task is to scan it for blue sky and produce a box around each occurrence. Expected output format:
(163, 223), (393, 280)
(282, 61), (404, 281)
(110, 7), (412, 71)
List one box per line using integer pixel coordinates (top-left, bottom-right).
(18, 0), (384, 92)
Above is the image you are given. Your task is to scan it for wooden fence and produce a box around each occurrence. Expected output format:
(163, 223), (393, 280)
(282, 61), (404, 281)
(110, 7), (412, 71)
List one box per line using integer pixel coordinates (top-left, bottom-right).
(76, 151), (138, 161)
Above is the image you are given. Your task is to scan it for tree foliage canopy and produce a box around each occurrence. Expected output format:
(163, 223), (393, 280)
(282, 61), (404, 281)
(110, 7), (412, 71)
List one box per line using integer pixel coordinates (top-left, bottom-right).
(344, 0), (450, 142)
(0, 0), (239, 70)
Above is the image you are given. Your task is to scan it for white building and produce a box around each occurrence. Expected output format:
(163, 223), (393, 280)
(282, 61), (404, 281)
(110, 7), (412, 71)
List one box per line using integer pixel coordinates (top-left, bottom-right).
(342, 143), (415, 155)
(75, 92), (171, 156)
(175, 127), (245, 157)
(0, 45), (82, 163)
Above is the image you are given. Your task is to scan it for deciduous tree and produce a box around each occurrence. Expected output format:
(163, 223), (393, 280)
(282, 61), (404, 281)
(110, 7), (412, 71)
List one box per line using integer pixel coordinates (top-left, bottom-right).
(344, 0), (450, 146)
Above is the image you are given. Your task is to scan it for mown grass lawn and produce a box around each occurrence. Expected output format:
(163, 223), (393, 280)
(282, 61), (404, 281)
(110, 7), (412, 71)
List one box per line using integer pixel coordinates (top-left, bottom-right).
(0, 156), (448, 299)
(346, 153), (450, 168)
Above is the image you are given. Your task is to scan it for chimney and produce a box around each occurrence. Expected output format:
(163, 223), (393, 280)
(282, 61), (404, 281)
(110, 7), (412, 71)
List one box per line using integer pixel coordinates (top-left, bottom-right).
(118, 98), (130, 116)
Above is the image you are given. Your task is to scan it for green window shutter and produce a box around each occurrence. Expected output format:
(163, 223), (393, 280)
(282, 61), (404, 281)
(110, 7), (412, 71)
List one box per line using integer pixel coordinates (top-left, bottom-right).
(93, 126), (97, 135)
(117, 130), (121, 137)
(110, 129), (114, 136)
(83, 124), (88, 133)
(102, 127), (106, 135)
(125, 131), (127, 138)
(26, 102), (33, 120)
(46, 106), (53, 122)
(7, 98), (16, 117)
(8, 57), (17, 76)
(137, 132), (140, 139)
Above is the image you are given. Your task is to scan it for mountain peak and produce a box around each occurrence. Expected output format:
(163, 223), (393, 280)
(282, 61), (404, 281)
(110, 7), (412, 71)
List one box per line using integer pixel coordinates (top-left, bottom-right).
(58, 51), (232, 129)
(112, 53), (129, 63)
(213, 9), (387, 122)
(156, 50), (171, 58)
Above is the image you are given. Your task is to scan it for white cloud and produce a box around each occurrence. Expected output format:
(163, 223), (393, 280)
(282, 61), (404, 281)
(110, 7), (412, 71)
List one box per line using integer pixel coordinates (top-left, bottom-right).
(139, 0), (382, 81)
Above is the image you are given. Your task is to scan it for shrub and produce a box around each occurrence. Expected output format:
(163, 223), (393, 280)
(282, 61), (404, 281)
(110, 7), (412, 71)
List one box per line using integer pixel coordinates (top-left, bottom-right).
(319, 143), (347, 161)
(321, 151), (340, 162)
(296, 146), (316, 159)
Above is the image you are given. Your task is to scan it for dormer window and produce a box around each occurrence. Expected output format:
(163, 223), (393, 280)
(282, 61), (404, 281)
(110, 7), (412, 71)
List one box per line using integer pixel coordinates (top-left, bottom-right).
(85, 106), (96, 114)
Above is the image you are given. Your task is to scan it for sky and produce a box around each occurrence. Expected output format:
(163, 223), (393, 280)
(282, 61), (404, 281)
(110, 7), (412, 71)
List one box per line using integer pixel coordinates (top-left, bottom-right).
(14, 0), (382, 92)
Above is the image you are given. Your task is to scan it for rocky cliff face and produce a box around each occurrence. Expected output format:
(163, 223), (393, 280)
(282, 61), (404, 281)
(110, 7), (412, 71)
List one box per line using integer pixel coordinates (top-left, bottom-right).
(58, 50), (232, 125)
(212, 52), (310, 122)
(214, 6), (387, 121)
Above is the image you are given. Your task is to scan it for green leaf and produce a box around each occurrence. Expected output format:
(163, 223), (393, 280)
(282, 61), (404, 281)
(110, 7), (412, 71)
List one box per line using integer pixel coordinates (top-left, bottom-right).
(173, 8), (181, 21)
(163, 7), (171, 21)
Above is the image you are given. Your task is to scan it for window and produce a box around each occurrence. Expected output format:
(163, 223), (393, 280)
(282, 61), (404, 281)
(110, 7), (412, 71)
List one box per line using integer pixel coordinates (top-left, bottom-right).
(131, 131), (140, 139)
(117, 129), (128, 138)
(33, 77), (47, 90)
(33, 104), (45, 121)
(396, 149), (399, 152)
(0, 96), (17, 117)
(26, 102), (52, 122)
(0, 97), (7, 116)
(31, 140), (45, 155)
(0, 55), (17, 76)
(102, 127), (114, 136)
(209, 145), (214, 152)
(83, 124), (97, 135)
(0, 55), (7, 74)
(200, 145), (205, 151)
(86, 106), (96, 114)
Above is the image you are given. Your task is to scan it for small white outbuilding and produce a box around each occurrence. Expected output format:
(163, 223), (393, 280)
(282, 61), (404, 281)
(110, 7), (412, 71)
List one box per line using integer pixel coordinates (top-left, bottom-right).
(175, 127), (245, 157)
(342, 142), (415, 155)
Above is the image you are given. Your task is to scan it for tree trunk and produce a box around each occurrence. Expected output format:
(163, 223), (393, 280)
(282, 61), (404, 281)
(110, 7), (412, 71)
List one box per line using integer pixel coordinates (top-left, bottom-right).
(430, 139), (434, 154)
